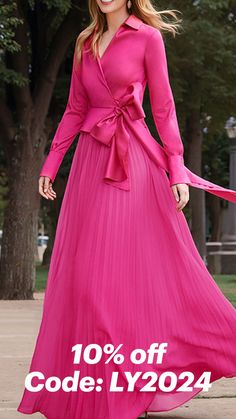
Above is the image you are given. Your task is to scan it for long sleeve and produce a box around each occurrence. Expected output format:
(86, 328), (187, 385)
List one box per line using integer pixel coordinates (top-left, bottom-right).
(144, 29), (190, 186)
(39, 51), (89, 182)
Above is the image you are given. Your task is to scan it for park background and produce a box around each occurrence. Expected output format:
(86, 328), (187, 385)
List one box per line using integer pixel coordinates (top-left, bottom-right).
(1, 0), (236, 303)
(0, 1), (236, 418)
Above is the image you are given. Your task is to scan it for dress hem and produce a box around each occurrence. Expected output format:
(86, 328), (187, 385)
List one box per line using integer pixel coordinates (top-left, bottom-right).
(17, 371), (236, 418)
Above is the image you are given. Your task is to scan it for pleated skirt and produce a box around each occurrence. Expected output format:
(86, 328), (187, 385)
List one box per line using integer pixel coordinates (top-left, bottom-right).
(17, 128), (236, 419)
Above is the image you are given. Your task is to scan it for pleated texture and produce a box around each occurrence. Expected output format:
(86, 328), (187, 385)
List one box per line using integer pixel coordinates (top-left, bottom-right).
(18, 130), (236, 419)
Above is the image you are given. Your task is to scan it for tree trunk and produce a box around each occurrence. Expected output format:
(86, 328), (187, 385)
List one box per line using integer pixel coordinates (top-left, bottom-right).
(185, 109), (206, 261)
(0, 134), (42, 299)
(0, 3), (85, 300)
(207, 194), (222, 242)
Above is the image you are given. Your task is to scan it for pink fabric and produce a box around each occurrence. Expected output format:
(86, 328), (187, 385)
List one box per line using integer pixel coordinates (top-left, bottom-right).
(18, 14), (236, 419)
(38, 14), (236, 201)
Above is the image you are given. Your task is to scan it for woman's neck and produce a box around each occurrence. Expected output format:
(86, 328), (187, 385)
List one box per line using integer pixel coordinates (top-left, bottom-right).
(105, 10), (130, 33)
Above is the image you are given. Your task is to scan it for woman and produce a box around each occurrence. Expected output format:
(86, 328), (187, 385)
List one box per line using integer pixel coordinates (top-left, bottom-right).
(17, 1), (236, 418)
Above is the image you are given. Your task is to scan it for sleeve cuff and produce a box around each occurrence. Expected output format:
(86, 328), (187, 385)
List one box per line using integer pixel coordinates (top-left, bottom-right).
(168, 155), (190, 186)
(39, 150), (65, 183)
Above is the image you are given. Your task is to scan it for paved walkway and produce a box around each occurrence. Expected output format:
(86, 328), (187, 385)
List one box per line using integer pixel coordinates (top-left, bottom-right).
(0, 293), (235, 419)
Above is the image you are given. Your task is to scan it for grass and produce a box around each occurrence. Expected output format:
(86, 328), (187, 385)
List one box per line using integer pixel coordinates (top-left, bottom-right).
(214, 275), (236, 308)
(35, 263), (49, 291)
(35, 264), (236, 308)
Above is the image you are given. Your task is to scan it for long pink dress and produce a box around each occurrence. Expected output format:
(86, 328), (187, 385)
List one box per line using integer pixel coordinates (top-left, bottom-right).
(17, 14), (236, 419)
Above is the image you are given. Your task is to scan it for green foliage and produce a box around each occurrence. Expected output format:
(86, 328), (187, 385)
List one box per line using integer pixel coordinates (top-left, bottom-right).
(160, 0), (236, 126)
(0, 1), (77, 87)
(202, 130), (230, 186)
(0, 2), (22, 52)
(192, 0), (230, 12)
(0, 63), (27, 87)
(0, 2), (27, 85)
(155, 0), (236, 186)
(41, 0), (71, 14)
(29, 0), (72, 14)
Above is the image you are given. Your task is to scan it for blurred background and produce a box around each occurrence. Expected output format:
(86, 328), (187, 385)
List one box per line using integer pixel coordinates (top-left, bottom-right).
(0, 0), (236, 306)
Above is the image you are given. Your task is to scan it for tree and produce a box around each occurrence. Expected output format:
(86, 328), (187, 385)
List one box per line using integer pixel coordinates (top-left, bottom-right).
(0, 0), (87, 299)
(157, 0), (236, 256)
(203, 130), (230, 241)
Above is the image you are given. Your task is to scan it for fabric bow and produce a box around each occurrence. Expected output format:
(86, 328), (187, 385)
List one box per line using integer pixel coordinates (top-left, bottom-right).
(88, 84), (146, 191)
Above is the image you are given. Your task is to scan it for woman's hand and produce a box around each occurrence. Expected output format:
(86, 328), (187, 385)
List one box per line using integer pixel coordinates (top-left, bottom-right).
(171, 183), (189, 211)
(38, 176), (57, 200)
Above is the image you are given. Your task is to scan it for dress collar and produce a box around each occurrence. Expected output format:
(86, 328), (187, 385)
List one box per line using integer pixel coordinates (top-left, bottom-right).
(124, 14), (143, 30)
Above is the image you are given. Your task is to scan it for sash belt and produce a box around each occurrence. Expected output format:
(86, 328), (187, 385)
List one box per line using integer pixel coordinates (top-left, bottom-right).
(80, 85), (146, 191)
(80, 88), (236, 203)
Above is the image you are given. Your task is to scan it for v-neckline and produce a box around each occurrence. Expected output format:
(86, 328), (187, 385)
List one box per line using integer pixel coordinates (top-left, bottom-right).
(98, 15), (130, 62)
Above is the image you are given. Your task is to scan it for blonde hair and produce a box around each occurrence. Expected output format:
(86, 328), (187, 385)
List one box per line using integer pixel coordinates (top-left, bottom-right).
(75, 0), (182, 63)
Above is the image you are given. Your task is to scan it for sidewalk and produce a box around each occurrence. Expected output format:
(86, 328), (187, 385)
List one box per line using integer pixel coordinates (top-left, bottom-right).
(0, 293), (235, 419)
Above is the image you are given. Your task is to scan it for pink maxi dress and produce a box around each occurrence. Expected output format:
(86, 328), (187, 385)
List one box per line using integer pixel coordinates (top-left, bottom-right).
(17, 13), (236, 419)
